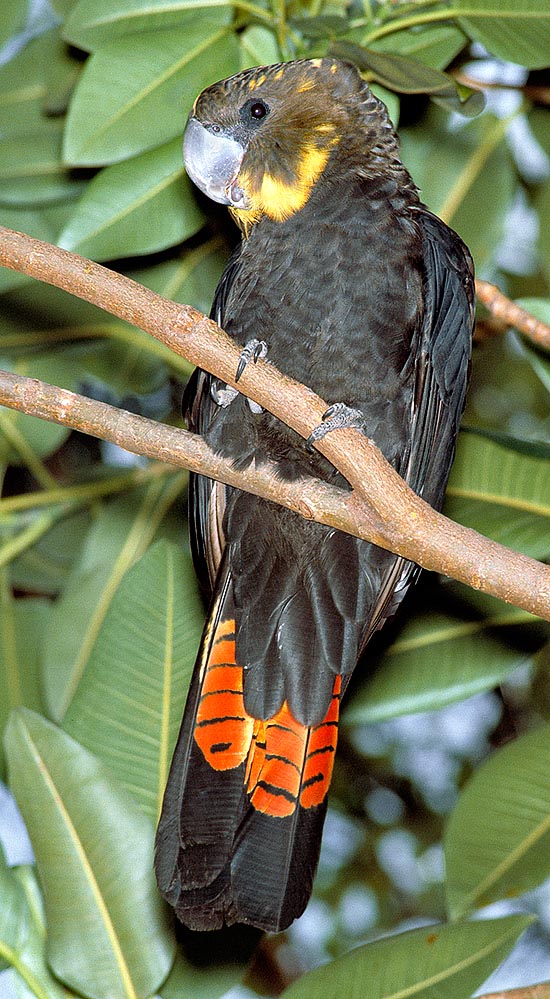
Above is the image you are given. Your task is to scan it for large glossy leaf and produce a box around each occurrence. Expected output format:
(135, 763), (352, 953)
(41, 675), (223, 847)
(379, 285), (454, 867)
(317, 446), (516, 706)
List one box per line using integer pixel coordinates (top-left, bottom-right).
(399, 109), (514, 270)
(281, 916), (532, 999)
(63, 23), (238, 165)
(445, 431), (550, 559)
(5, 709), (175, 999)
(344, 583), (545, 726)
(58, 139), (204, 259)
(455, 0), (550, 68)
(0, 583), (49, 778)
(64, 0), (234, 50)
(42, 475), (185, 722)
(445, 724), (550, 919)
(63, 541), (204, 819)
(239, 25), (281, 69)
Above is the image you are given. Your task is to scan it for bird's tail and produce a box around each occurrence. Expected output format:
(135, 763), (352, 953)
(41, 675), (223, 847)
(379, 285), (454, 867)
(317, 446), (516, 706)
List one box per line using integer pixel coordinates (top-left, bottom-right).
(155, 561), (342, 932)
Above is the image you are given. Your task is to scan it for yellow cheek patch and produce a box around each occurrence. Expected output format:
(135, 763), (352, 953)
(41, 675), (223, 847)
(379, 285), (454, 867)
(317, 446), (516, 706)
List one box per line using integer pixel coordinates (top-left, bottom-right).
(239, 139), (339, 223)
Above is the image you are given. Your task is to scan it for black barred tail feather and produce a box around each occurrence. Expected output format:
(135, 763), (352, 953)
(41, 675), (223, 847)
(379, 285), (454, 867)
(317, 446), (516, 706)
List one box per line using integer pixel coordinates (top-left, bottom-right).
(155, 564), (343, 932)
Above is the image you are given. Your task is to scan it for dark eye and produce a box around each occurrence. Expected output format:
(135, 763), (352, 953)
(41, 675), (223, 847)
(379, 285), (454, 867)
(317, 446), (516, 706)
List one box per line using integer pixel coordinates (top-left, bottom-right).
(250, 101), (268, 120)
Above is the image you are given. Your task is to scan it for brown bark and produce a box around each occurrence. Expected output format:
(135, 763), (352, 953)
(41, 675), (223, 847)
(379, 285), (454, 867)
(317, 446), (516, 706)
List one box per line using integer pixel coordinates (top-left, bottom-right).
(1, 225), (550, 620)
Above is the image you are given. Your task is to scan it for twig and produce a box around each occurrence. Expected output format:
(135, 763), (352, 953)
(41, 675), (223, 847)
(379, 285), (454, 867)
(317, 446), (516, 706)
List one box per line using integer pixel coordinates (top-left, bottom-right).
(476, 279), (550, 351)
(479, 985), (550, 999)
(2, 226), (550, 620)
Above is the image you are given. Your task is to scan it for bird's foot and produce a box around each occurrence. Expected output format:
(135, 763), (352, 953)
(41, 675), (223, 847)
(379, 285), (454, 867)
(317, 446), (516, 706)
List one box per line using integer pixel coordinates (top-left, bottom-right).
(210, 382), (239, 408)
(307, 403), (366, 450)
(236, 338), (268, 382)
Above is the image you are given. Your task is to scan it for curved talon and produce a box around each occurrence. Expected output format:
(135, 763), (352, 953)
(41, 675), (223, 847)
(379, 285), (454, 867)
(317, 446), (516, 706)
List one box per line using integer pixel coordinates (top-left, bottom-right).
(236, 338), (268, 382)
(211, 382), (239, 408)
(306, 403), (365, 450)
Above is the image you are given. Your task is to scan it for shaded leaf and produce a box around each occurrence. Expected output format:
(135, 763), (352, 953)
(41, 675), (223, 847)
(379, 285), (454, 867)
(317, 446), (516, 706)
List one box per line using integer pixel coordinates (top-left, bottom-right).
(42, 475), (184, 722)
(127, 234), (229, 319)
(5, 709), (175, 999)
(158, 944), (244, 999)
(63, 23), (238, 165)
(281, 916), (532, 999)
(58, 139), (204, 259)
(64, 541), (204, 820)
(456, 0), (550, 69)
(2, 864), (75, 999)
(64, 0), (235, 50)
(399, 109), (514, 270)
(445, 431), (550, 559)
(0, 125), (83, 208)
(344, 583), (545, 726)
(445, 725), (550, 918)
(369, 23), (467, 70)
(0, 583), (49, 778)
(0, 0), (26, 48)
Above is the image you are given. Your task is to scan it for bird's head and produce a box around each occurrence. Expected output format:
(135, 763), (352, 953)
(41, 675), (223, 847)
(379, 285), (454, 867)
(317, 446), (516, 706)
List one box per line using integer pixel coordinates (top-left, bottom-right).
(183, 58), (397, 231)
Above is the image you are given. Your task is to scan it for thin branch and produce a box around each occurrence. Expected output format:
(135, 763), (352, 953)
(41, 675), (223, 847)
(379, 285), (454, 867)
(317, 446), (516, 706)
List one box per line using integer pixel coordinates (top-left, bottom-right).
(2, 226), (550, 621)
(476, 279), (550, 351)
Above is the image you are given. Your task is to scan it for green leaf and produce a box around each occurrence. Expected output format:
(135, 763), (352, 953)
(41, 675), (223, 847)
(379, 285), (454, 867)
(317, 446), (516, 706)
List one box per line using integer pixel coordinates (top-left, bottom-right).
(0, 581), (49, 778)
(445, 431), (550, 559)
(58, 139), (204, 259)
(445, 724), (550, 918)
(0, 125), (84, 207)
(344, 583), (545, 726)
(370, 23), (467, 70)
(456, 0), (550, 69)
(0, 863), (76, 999)
(281, 916), (533, 999)
(63, 23), (238, 165)
(239, 25), (281, 69)
(10, 509), (91, 597)
(5, 708), (175, 999)
(42, 475), (185, 722)
(0, 844), (28, 972)
(399, 109), (514, 270)
(63, 541), (204, 819)
(64, 0), (235, 50)
(0, 0), (26, 48)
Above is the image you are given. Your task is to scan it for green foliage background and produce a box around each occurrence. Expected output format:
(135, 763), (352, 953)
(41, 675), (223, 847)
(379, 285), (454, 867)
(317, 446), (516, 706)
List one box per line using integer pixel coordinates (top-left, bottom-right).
(2, 0), (550, 996)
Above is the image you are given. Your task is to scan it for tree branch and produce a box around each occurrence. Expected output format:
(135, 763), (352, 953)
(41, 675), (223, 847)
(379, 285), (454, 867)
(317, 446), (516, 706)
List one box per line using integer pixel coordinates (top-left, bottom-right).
(476, 279), (550, 350)
(479, 985), (550, 999)
(1, 225), (550, 620)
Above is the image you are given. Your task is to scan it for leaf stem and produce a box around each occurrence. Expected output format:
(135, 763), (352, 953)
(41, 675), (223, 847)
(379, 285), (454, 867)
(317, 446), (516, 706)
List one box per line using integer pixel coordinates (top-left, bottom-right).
(0, 942), (53, 999)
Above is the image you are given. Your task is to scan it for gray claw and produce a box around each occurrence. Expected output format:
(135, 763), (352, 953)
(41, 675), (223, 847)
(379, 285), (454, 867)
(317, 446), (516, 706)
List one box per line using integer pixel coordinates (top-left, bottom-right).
(306, 403), (365, 449)
(236, 338), (268, 382)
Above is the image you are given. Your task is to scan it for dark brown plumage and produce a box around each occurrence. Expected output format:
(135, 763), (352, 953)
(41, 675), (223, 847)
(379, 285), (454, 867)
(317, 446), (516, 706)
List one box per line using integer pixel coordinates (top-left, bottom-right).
(155, 58), (475, 933)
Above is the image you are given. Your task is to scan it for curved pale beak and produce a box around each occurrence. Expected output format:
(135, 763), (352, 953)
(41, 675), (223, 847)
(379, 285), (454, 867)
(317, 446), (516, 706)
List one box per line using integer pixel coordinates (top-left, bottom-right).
(183, 118), (249, 208)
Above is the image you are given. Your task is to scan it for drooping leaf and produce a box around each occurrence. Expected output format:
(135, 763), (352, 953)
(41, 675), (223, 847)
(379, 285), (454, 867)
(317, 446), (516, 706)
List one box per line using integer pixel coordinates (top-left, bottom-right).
(332, 42), (483, 115)
(63, 23), (238, 165)
(58, 139), (204, 259)
(280, 916), (533, 999)
(5, 709), (175, 999)
(455, 0), (550, 69)
(42, 475), (184, 722)
(445, 724), (550, 919)
(63, 541), (204, 819)
(445, 431), (550, 559)
(344, 582), (546, 726)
